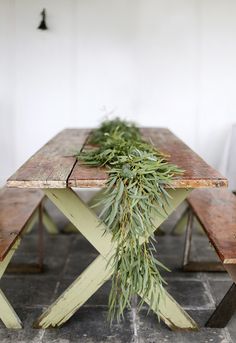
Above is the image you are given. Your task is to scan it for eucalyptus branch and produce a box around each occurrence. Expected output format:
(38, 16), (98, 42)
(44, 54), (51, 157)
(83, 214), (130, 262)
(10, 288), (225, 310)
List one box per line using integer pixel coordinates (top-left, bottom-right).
(76, 118), (183, 322)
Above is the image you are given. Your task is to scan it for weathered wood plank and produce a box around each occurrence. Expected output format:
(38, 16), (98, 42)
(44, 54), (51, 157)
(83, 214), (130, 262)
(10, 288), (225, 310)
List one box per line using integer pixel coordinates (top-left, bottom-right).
(0, 188), (43, 261)
(7, 128), (227, 189)
(141, 128), (227, 188)
(68, 128), (227, 188)
(187, 189), (236, 264)
(7, 129), (90, 188)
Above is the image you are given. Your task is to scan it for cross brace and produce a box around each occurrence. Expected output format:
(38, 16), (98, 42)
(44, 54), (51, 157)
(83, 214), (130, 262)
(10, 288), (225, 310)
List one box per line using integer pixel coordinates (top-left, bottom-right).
(34, 187), (198, 331)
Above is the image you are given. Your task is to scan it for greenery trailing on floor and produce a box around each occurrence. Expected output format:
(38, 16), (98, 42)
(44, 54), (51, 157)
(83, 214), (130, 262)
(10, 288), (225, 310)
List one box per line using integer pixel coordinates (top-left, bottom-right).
(77, 118), (183, 322)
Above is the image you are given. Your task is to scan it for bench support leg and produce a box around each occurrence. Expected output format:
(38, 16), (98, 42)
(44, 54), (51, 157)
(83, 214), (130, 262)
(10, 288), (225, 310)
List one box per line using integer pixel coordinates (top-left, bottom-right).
(6, 205), (46, 274)
(0, 240), (22, 329)
(206, 265), (236, 327)
(206, 283), (236, 328)
(35, 187), (198, 331)
(182, 210), (194, 268)
(182, 210), (225, 272)
(172, 206), (205, 236)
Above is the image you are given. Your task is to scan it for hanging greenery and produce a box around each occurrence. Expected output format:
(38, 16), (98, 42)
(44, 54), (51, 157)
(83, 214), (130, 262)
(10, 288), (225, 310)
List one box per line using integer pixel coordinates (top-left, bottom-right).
(77, 118), (183, 322)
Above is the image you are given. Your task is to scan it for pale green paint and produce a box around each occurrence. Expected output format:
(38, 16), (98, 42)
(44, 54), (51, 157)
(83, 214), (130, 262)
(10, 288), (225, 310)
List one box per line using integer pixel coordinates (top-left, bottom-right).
(44, 188), (114, 256)
(36, 188), (197, 330)
(195, 218), (205, 235)
(63, 221), (78, 233)
(172, 208), (204, 236)
(0, 290), (22, 329)
(140, 188), (192, 243)
(35, 253), (113, 328)
(42, 209), (58, 234)
(26, 208), (58, 235)
(24, 209), (39, 234)
(172, 208), (189, 235)
(0, 239), (22, 329)
(139, 285), (197, 331)
(63, 189), (105, 233)
(0, 239), (21, 278)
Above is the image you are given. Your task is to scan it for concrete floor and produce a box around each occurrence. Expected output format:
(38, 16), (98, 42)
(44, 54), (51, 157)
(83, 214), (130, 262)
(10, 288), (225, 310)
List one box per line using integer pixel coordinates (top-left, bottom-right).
(0, 201), (235, 343)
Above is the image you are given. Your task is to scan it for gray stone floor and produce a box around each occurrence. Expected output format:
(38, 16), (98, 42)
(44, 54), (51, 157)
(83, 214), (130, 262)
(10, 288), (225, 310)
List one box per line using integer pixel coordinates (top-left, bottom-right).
(0, 201), (235, 343)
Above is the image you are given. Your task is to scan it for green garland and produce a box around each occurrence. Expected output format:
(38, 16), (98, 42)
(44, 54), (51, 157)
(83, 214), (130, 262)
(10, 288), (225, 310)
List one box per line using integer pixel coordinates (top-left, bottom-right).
(77, 119), (183, 322)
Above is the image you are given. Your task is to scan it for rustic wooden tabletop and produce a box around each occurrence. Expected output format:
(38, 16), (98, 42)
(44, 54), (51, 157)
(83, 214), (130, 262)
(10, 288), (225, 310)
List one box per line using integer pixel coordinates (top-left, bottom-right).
(7, 128), (227, 189)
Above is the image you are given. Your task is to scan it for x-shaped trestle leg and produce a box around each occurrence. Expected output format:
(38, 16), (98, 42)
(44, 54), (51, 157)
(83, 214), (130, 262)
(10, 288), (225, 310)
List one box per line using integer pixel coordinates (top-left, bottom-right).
(34, 188), (198, 331)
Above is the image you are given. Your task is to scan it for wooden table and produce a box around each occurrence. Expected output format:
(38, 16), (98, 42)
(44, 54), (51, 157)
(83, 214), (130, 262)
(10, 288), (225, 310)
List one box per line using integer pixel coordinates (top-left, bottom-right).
(7, 128), (227, 330)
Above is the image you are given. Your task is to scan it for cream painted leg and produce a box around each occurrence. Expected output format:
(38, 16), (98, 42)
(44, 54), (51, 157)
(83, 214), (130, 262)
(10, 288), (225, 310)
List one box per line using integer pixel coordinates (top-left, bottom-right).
(0, 290), (22, 329)
(172, 207), (204, 236)
(0, 240), (22, 329)
(139, 285), (198, 331)
(34, 253), (113, 328)
(42, 209), (58, 234)
(25, 208), (58, 235)
(62, 189), (104, 233)
(36, 187), (198, 330)
(43, 188), (113, 256)
(62, 222), (78, 233)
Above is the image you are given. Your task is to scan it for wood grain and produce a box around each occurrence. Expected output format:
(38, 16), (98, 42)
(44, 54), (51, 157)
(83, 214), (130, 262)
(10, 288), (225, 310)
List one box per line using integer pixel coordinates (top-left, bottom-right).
(68, 128), (227, 188)
(0, 188), (44, 261)
(7, 129), (90, 188)
(187, 189), (236, 264)
(7, 127), (227, 189)
(141, 128), (227, 188)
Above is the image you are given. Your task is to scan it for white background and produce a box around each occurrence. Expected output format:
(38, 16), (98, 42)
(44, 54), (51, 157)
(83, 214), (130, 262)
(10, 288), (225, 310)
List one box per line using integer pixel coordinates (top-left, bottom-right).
(1, 0), (236, 185)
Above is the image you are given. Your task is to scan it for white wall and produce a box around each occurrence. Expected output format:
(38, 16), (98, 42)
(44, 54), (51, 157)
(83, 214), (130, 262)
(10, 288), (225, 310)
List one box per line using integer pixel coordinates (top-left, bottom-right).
(1, 0), (236, 185)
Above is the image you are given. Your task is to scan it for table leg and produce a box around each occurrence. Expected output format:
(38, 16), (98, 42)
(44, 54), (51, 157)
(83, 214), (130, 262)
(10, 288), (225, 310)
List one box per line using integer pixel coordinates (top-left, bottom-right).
(35, 187), (198, 330)
(34, 253), (113, 328)
(139, 286), (198, 331)
(62, 189), (103, 233)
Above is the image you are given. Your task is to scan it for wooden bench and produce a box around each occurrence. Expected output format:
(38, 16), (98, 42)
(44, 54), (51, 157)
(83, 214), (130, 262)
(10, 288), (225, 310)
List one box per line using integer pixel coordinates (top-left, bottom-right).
(182, 189), (236, 327)
(0, 187), (56, 329)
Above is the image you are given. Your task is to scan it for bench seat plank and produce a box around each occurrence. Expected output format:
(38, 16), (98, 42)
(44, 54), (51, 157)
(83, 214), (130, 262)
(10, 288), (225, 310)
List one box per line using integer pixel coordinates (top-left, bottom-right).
(187, 189), (236, 264)
(0, 188), (44, 261)
(68, 128), (227, 188)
